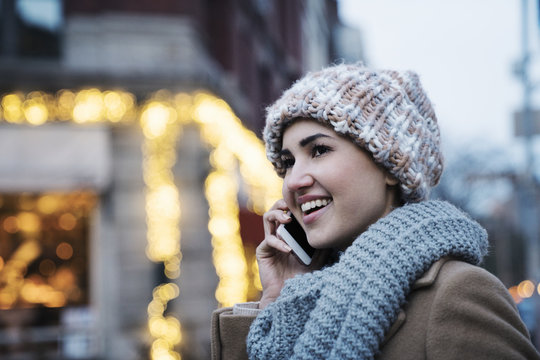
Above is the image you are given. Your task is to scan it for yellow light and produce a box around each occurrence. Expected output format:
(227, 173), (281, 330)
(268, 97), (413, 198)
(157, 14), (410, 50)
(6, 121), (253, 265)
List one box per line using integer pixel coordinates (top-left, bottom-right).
(164, 257), (181, 279)
(149, 316), (168, 337)
(59, 213), (77, 231)
(164, 268), (180, 280)
(3, 216), (19, 233)
(2, 93), (24, 123)
(190, 92), (281, 306)
(205, 172), (237, 199)
(0, 291), (17, 309)
(23, 101), (48, 125)
(103, 91), (129, 122)
(156, 283), (180, 301)
(141, 102), (176, 139)
(141, 97), (183, 359)
(150, 339), (180, 360)
(252, 258), (262, 291)
(44, 290), (66, 308)
(147, 301), (165, 317)
(20, 280), (41, 303)
(56, 242), (74, 260)
(73, 89), (104, 123)
(208, 216), (239, 237)
(1, 88), (283, 357)
(164, 316), (182, 344)
(148, 316), (182, 345)
(146, 185), (180, 218)
(174, 93), (193, 124)
(37, 195), (60, 214)
(57, 89), (76, 121)
(19, 194), (36, 211)
(209, 146), (236, 171)
(17, 212), (41, 234)
(508, 286), (522, 304)
(12, 240), (41, 263)
(1, 88), (138, 125)
(517, 280), (535, 298)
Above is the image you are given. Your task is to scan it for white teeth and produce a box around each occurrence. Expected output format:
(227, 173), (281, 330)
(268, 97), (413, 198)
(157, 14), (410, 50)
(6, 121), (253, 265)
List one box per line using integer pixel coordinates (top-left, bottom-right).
(301, 199), (329, 213)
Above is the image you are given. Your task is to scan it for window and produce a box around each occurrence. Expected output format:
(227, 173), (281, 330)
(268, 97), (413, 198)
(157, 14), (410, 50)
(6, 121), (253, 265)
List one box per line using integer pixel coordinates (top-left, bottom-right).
(0, 0), (62, 58)
(0, 191), (95, 357)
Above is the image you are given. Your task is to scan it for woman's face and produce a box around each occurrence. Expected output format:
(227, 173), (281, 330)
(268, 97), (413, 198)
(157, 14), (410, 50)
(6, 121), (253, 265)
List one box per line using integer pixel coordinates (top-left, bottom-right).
(280, 119), (398, 250)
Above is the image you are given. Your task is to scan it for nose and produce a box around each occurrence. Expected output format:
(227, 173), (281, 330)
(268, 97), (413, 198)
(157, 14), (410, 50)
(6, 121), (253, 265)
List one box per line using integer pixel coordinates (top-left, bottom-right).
(284, 161), (314, 192)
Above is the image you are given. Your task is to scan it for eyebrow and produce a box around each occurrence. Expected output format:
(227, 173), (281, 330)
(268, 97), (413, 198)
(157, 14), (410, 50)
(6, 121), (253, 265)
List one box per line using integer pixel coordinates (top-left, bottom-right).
(278, 133), (332, 158)
(299, 133), (331, 147)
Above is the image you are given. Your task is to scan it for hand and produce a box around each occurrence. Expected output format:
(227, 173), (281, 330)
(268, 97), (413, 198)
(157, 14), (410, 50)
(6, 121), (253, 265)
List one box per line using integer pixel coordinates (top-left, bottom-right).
(256, 199), (329, 309)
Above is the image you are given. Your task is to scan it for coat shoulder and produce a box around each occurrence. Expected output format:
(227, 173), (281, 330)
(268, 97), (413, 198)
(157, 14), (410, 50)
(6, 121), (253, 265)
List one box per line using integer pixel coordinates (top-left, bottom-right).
(425, 260), (540, 360)
(379, 259), (540, 360)
(211, 307), (257, 360)
(434, 259), (505, 291)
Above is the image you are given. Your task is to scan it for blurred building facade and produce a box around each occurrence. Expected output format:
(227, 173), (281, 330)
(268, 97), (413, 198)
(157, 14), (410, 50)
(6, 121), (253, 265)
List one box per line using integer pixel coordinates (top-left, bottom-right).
(0, 0), (361, 359)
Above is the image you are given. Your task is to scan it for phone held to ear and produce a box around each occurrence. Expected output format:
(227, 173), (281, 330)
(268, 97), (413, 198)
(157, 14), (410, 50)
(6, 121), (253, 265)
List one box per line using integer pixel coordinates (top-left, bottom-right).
(276, 214), (315, 265)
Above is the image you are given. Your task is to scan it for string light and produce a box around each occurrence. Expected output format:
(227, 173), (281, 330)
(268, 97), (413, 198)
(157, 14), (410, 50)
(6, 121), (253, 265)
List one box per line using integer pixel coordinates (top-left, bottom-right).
(191, 93), (282, 215)
(190, 93), (281, 305)
(0, 89), (136, 125)
(141, 99), (183, 359)
(0, 89), (282, 358)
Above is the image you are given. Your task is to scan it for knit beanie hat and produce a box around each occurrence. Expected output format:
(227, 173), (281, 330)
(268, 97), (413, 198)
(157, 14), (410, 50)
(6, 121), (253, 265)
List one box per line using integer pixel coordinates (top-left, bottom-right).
(263, 63), (443, 203)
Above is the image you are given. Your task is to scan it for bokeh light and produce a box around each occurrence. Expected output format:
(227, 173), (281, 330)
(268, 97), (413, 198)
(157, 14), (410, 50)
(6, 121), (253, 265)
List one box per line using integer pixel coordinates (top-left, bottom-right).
(17, 212), (41, 234)
(39, 259), (56, 276)
(58, 213), (77, 231)
(139, 91), (281, 359)
(56, 242), (74, 260)
(518, 280), (535, 299)
(0, 88), (135, 125)
(1, 88), (281, 359)
(3, 216), (19, 233)
(0, 192), (94, 313)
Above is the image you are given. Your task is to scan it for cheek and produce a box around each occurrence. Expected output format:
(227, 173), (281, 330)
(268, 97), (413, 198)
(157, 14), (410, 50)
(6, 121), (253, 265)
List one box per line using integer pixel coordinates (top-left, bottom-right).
(334, 167), (388, 205)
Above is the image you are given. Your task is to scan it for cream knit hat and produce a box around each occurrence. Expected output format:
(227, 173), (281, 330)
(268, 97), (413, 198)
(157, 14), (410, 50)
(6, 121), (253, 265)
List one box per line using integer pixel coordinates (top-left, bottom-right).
(263, 63), (443, 203)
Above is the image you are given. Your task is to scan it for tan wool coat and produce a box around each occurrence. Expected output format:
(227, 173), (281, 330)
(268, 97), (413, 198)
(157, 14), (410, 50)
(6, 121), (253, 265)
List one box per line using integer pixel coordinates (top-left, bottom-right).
(211, 258), (540, 360)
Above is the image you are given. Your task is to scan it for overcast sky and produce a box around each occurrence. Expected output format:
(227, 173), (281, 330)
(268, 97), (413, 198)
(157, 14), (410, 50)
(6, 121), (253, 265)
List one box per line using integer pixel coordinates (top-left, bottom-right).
(337, 0), (534, 155)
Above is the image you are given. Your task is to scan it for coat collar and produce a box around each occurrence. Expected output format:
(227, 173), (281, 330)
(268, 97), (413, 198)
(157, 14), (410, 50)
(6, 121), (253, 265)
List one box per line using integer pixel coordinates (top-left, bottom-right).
(412, 257), (450, 289)
(381, 257), (450, 345)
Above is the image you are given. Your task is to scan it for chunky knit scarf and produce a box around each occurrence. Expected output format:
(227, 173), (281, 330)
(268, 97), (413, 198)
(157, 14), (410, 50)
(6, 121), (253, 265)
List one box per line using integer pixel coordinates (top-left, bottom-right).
(247, 201), (488, 360)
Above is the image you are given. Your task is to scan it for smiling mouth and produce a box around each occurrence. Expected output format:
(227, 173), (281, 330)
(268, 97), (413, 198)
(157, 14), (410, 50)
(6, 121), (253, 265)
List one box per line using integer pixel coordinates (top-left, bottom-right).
(301, 198), (332, 215)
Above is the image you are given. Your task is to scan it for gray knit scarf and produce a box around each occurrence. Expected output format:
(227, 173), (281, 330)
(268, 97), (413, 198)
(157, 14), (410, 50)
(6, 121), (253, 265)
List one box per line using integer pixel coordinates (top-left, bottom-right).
(247, 201), (488, 359)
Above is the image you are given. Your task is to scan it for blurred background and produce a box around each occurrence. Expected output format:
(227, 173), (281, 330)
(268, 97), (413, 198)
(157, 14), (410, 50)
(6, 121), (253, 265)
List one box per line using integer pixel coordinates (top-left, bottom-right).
(0, 0), (538, 359)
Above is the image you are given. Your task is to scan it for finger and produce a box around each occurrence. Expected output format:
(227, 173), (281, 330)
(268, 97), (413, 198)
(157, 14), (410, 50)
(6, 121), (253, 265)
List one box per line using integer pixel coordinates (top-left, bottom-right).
(263, 208), (291, 235)
(262, 199), (291, 236)
(257, 235), (292, 257)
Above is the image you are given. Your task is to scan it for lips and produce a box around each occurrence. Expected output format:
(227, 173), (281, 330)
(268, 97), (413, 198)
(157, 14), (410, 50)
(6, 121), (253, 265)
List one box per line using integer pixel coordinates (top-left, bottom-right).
(301, 198), (331, 214)
(298, 197), (332, 225)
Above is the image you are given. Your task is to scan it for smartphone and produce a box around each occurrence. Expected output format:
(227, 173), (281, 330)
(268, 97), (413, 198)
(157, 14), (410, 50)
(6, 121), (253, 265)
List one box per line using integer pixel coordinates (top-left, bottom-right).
(276, 214), (315, 265)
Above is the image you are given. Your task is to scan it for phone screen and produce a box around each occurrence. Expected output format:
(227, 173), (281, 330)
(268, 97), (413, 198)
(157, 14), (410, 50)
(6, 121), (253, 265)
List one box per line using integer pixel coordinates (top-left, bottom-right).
(283, 215), (315, 257)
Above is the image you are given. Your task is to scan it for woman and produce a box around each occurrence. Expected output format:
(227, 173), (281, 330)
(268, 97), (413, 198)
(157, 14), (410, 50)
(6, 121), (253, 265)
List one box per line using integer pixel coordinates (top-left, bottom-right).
(211, 63), (540, 359)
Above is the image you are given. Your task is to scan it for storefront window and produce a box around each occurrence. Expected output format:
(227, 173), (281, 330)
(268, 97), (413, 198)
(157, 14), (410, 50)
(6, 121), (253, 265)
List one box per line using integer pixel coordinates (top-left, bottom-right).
(0, 191), (95, 357)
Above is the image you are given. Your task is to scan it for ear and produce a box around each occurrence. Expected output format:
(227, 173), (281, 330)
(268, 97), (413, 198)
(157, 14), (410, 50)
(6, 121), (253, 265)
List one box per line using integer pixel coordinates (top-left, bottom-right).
(385, 174), (399, 186)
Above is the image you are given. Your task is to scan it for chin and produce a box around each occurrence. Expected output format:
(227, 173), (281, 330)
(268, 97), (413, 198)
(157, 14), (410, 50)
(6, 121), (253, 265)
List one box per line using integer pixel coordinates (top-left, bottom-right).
(306, 235), (326, 249)
(308, 234), (347, 250)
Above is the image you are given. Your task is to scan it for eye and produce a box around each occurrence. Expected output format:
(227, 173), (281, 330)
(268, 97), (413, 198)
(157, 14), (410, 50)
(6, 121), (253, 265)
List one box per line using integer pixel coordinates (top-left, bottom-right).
(311, 144), (331, 158)
(281, 155), (295, 169)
